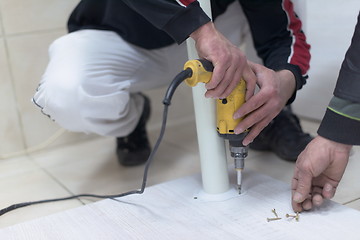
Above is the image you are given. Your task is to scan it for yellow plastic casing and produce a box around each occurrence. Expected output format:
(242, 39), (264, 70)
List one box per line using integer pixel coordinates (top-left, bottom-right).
(183, 59), (246, 136)
(216, 79), (246, 135)
(184, 59), (212, 87)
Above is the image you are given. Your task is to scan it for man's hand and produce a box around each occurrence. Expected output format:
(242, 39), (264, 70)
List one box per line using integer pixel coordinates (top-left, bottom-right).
(190, 22), (257, 100)
(291, 136), (351, 212)
(233, 61), (296, 145)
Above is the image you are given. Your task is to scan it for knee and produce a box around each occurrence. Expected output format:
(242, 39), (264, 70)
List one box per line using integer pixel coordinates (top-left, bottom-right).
(33, 72), (86, 132)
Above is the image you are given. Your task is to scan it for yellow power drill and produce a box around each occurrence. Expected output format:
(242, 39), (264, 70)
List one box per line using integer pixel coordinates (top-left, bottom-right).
(183, 59), (249, 194)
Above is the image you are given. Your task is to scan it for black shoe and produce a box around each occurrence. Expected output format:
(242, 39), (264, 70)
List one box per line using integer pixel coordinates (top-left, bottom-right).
(116, 93), (151, 166)
(249, 106), (313, 162)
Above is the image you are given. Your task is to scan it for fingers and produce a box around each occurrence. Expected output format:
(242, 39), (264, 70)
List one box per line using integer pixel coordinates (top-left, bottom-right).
(292, 167), (313, 208)
(290, 136), (349, 212)
(241, 119), (268, 146)
(205, 64), (242, 99)
(242, 64), (257, 100)
(205, 56), (256, 99)
(292, 176), (336, 212)
(232, 93), (281, 144)
(302, 199), (313, 210)
(205, 61), (231, 97)
(239, 116), (271, 146)
(222, 67), (243, 98)
(322, 182), (336, 199)
(292, 184), (332, 212)
(312, 193), (324, 207)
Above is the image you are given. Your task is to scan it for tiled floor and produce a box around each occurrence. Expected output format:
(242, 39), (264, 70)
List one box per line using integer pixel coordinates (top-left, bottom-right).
(0, 117), (359, 229)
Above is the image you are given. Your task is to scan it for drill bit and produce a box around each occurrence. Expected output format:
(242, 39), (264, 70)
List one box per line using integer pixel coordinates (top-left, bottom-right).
(234, 156), (244, 194)
(229, 141), (248, 195)
(236, 168), (242, 194)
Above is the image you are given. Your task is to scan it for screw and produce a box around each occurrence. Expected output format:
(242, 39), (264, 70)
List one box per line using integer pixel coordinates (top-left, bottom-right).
(286, 213), (300, 221)
(271, 209), (279, 218)
(267, 217), (281, 222)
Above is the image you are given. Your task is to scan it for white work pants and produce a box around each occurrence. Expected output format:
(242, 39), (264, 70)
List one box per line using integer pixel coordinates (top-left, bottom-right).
(33, 1), (249, 137)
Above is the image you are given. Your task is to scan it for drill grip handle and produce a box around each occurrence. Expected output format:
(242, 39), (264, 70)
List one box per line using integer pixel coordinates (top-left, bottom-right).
(183, 59), (213, 87)
(197, 59), (214, 72)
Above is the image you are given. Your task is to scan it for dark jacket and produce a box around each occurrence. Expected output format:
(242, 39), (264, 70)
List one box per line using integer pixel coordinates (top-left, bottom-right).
(68, 0), (311, 99)
(318, 12), (360, 145)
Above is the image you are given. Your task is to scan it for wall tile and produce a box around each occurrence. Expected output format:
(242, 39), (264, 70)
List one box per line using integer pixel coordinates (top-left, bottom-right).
(0, 39), (24, 155)
(7, 30), (95, 150)
(0, 0), (79, 35)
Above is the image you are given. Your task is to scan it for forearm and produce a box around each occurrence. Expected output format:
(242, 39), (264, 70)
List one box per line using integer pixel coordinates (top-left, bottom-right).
(318, 97), (360, 145)
(318, 13), (360, 145)
(333, 13), (360, 102)
(240, 0), (310, 93)
(122, 0), (211, 44)
(276, 69), (296, 104)
(190, 21), (215, 42)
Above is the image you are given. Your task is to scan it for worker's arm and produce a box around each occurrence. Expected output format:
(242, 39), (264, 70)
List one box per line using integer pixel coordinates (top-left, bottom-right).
(291, 136), (351, 212)
(231, 0), (310, 144)
(239, 0), (311, 96)
(234, 62), (296, 145)
(121, 0), (211, 44)
(121, 0), (257, 99)
(292, 13), (360, 212)
(121, 0), (304, 141)
(189, 22), (257, 100)
(292, 97), (360, 212)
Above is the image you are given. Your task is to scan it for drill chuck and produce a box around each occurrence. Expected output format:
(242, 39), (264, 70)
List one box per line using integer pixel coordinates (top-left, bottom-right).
(231, 146), (248, 169)
(229, 137), (248, 170)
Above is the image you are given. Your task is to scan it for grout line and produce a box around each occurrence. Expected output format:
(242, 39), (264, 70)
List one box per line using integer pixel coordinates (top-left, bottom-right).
(27, 155), (87, 205)
(343, 197), (360, 206)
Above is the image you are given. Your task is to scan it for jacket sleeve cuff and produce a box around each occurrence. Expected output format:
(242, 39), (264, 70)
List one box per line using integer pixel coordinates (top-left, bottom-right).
(273, 63), (308, 105)
(162, 1), (211, 44)
(318, 108), (360, 145)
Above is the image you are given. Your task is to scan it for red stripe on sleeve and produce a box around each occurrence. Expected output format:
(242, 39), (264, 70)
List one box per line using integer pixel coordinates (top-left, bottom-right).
(283, 0), (311, 75)
(179, 0), (196, 6)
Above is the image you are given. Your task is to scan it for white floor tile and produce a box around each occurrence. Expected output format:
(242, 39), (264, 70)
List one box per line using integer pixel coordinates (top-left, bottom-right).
(0, 156), (37, 179)
(344, 199), (360, 211)
(332, 146), (360, 204)
(1, 117), (358, 228)
(245, 151), (295, 184)
(30, 135), (201, 197)
(0, 166), (82, 229)
(159, 119), (199, 154)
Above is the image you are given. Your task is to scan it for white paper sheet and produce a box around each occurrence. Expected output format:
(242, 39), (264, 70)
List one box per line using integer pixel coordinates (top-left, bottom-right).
(1, 170), (360, 239)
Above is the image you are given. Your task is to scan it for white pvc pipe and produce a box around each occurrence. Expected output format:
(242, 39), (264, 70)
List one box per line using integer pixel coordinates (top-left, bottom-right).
(186, 0), (230, 194)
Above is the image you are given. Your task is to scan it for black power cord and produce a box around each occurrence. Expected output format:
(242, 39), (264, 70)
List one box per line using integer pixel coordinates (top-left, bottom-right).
(0, 68), (193, 217)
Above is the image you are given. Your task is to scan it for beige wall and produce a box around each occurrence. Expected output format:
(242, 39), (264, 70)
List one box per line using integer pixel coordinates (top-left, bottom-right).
(0, 0), (196, 157)
(292, 0), (359, 120)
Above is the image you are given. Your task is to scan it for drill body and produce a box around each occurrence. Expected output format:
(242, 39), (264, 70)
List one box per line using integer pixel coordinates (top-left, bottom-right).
(184, 59), (248, 193)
